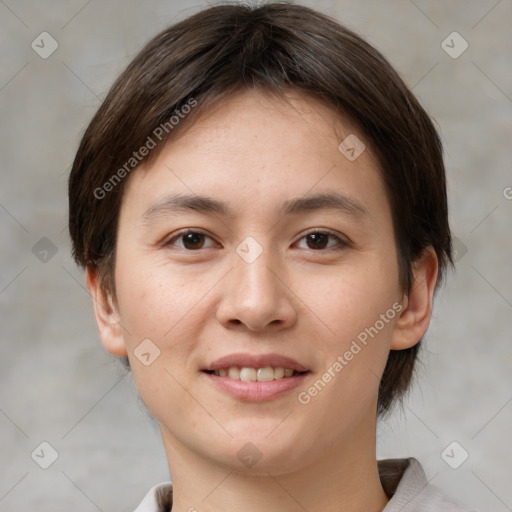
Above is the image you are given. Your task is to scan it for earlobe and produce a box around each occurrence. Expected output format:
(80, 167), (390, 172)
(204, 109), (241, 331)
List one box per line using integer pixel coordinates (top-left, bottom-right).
(85, 266), (128, 357)
(390, 247), (439, 350)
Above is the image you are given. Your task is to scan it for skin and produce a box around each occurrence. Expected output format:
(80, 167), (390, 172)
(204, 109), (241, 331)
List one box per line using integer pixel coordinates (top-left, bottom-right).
(87, 88), (438, 512)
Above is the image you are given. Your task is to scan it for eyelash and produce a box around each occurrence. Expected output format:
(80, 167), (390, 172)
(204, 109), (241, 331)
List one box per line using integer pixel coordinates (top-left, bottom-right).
(164, 229), (349, 252)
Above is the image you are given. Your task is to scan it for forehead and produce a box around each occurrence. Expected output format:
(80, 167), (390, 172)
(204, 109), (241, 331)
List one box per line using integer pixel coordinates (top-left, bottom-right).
(155, 88), (370, 163)
(120, 88), (388, 223)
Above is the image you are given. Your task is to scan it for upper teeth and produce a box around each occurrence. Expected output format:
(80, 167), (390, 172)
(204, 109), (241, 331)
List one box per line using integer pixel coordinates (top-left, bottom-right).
(214, 366), (295, 381)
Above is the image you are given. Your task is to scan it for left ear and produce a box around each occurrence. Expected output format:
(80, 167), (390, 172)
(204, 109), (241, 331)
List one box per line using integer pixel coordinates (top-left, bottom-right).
(391, 246), (439, 350)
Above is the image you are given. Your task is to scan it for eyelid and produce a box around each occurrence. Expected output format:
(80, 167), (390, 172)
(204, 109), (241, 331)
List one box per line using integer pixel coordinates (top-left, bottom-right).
(164, 228), (218, 249)
(295, 228), (351, 249)
(299, 227), (347, 240)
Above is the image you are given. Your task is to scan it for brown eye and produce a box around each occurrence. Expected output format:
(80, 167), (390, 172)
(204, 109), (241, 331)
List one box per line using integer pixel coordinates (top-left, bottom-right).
(181, 232), (206, 250)
(296, 231), (347, 251)
(166, 230), (215, 250)
(305, 232), (329, 249)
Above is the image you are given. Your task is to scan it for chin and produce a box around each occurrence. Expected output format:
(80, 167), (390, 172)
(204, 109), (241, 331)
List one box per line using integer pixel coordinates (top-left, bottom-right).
(214, 429), (305, 473)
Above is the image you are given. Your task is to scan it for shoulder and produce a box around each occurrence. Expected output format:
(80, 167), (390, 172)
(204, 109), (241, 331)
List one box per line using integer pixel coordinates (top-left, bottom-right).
(379, 457), (479, 512)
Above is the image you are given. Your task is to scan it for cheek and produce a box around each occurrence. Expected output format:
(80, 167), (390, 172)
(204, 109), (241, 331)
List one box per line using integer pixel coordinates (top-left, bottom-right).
(302, 250), (401, 413)
(113, 252), (213, 395)
(113, 256), (204, 421)
(309, 257), (400, 342)
(114, 249), (200, 341)
(295, 264), (399, 432)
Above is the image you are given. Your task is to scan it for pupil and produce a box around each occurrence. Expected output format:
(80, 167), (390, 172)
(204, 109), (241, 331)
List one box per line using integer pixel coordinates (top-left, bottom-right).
(308, 233), (327, 249)
(184, 233), (203, 249)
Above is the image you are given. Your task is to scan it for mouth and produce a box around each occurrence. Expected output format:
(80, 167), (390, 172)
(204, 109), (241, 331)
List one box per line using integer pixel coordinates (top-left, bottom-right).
(201, 367), (308, 381)
(200, 353), (311, 401)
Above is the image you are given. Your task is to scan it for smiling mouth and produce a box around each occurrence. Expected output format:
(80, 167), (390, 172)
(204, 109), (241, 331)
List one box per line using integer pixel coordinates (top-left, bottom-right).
(202, 367), (309, 381)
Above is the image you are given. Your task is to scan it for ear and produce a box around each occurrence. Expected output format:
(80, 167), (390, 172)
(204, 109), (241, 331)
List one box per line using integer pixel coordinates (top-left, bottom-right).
(391, 246), (439, 350)
(85, 265), (128, 357)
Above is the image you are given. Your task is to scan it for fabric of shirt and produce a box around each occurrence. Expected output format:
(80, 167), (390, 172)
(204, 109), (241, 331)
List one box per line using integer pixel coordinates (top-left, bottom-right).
(133, 457), (478, 511)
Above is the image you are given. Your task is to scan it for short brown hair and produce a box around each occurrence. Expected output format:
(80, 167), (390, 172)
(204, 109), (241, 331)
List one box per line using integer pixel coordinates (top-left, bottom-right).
(68, 1), (453, 417)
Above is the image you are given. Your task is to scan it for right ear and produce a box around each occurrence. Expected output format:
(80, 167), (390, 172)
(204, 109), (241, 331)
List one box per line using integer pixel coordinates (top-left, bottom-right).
(85, 265), (128, 357)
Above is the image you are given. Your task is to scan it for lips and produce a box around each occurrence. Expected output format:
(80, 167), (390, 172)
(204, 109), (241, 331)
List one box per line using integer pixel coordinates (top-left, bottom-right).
(202, 353), (310, 373)
(201, 353), (311, 400)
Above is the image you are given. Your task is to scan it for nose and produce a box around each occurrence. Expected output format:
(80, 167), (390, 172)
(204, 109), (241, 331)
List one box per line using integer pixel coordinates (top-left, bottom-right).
(215, 243), (297, 332)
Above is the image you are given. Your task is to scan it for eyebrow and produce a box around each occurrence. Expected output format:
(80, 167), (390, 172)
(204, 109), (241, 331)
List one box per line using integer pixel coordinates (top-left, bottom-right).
(140, 191), (369, 224)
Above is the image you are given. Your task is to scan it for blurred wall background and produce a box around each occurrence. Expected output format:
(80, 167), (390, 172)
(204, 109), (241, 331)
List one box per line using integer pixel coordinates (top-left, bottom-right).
(1, 0), (511, 510)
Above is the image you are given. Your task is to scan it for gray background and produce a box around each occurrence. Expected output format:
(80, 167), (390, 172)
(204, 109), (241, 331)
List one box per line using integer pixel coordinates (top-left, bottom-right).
(1, 0), (511, 510)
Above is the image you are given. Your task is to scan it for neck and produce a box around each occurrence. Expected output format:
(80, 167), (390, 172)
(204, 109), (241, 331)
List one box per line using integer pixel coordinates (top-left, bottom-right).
(159, 416), (389, 512)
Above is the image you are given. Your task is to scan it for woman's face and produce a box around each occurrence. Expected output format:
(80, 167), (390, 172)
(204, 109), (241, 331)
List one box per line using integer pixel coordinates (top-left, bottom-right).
(110, 88), (406, 474)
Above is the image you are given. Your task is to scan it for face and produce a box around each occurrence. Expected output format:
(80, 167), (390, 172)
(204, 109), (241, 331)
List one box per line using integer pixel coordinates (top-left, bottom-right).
(102, 88), (410, 475)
